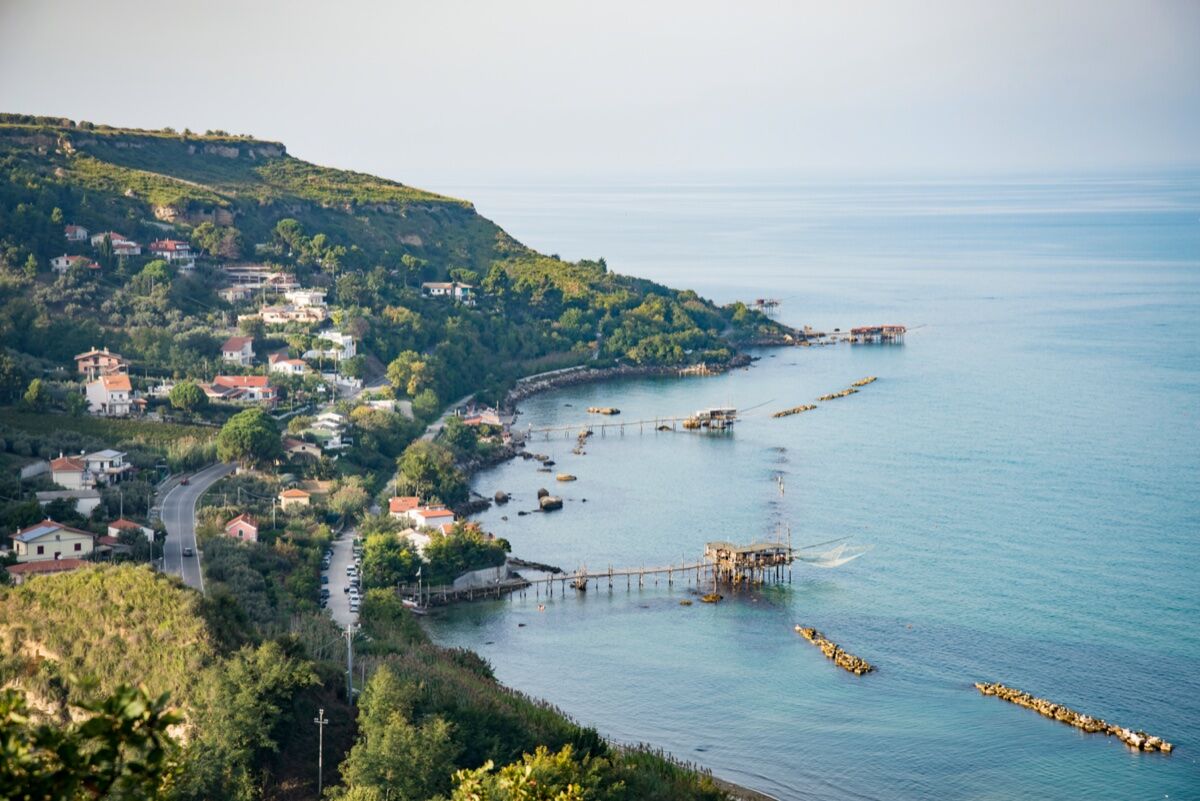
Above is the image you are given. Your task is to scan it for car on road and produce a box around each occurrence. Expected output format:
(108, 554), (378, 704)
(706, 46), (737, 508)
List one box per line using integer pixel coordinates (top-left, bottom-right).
(182, 547), (194, 557)
(180, 478), (190, 486)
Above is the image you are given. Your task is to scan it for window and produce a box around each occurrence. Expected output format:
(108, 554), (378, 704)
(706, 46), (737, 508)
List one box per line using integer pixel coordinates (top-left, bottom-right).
(74, 543), (82, 551)
(36, 545), (44, 555)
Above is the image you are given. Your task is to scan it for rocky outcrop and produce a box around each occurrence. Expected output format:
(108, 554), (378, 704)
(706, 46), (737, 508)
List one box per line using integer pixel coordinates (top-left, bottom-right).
(539, 495), (563, 511)
(494, 491), (509, 504)
(851, 376), (878, 387)
(973, 682), (1174, 753)
(794, 626), (874, 675)
(587, 406), (620, 415)
(773, 404), (817, 418)
(556, 473), (577, 482)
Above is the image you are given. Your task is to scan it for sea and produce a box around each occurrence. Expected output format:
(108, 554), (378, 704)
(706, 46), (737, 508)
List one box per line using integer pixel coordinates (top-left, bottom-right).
(418, 172), (1200, 800)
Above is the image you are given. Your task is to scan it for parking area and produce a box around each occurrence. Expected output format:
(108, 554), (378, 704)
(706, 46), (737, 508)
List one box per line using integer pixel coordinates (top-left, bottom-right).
(321, 529), (362, 627)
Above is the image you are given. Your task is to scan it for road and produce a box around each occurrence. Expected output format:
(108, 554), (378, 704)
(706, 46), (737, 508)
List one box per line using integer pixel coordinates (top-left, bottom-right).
(161, 463), (234, 592)
(420, 393), (474, 441)
(324, 530), (358, 627)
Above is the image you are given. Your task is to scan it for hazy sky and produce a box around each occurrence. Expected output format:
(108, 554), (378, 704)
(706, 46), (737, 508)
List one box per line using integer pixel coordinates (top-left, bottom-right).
(2, 0), (1198, 183)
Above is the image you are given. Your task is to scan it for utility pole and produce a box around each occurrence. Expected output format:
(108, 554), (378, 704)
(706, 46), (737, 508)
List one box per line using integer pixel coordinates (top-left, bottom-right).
(345, 623), (356, 701)
(313, 708), (328, 797)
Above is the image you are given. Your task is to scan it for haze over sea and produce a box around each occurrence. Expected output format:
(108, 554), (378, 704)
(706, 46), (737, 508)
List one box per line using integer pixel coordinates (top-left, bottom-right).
(422, 173), (1200, 800)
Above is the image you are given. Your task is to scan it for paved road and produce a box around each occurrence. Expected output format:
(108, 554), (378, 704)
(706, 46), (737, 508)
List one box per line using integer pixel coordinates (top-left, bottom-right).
(324, 531), (358, 627)
(420, 393), (475, 441)
(161, 463), (234, 592)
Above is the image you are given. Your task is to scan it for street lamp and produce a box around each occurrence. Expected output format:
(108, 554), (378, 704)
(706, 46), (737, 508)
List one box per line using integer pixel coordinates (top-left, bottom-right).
(313, 708), (329, 796)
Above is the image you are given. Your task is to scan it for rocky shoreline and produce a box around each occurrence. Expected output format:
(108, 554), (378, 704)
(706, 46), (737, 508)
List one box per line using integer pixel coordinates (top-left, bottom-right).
(504, 355), (752, 407)
(974, 682), (1174, 753)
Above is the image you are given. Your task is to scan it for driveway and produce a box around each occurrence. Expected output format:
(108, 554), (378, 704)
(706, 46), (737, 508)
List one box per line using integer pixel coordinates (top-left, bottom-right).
(324, 530), (358, 627)
(161, 463), (234, 592)
(420, 393), (474, 441)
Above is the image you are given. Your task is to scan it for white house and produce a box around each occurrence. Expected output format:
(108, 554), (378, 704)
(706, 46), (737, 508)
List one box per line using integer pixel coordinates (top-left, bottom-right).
(283, 288), (327, 308)
(410, 506), (456, 529)
(306, 331), (356, 362)
(86, 374), (133, 416)
(421, 281), (475, 305)
(64, 224), (89, 242)
(36, 489), (102, 517)
(388, 496), (420, 522)
(258, 305), (327, 325)
(12, 519), (95, 563)
(75, 347), (128, 379)
(268, 351), (308, 376)
(90, 231), (140, 256)
(51, 254), (98, 274)
(85, 449), (131, 485)
(148, 239), (195, 270)
(49, 454), (90, 489)
(108, 518), (153, 541)
(221, 336), (255, 366)
(206, 375), (276, 404)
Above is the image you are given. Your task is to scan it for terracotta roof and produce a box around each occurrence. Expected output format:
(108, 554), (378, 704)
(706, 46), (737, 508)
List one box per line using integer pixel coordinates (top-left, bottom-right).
(225, 513), (258, 530)
(213, 375), (271, 388)
(280, 488), (310, 498)
(415, 507), (454, 520)
(6, 559), (90, 576)
(74, 347), (121, 361)
(98, 535), (123, 547)
(50, 455), (86, 472)
(389, 496), (420, 514)
(109, 518), (142, 530)
(149, 239), (189, 251)
(100, 374), (132, 392)
(222, 336), (254, 351)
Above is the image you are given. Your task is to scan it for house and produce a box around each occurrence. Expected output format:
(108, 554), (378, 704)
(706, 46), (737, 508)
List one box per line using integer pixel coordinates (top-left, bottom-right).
(269, 351), (308, 376)
(278, 488), (311, 510)
(283, 437), (322, 460)
(50, 454), (90, 489)
(218, 285), (254, 303)
(410, 506), (456, 529)
(222, 264), (299, 290)
(224, 514), (259, 543)
(5, 558), (90, 584)
(283, 288), (326, 308)
(75, 347), (128, 379)
(203, 375), (276, 404)
(85, 449), (132, 485)
(51, 254), (99, 274)
(258, 305), (327, 325)
(64, 224), (89, 242)
(307, 331), (356, 362)
(221, 335), (255, 366)
(388, 496), (420, 521)
(36, 489), (102, 517)
(148, 239), (192, 263)
(12, 519), (95, 563)
(86, 374), (134, 416)
(462, 408), (503, 428)
(108, 518), (153, 540)
(421, 281), (475, 305)
(90, 231), (141, 256)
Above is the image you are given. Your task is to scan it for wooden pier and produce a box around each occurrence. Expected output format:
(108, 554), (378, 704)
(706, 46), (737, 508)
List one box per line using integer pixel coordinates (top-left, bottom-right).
(398, 538), (800, 607)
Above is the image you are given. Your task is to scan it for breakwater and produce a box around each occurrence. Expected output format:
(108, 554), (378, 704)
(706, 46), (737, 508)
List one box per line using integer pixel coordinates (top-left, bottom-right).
(773, 404), (816, 418)
(817, 388), (859, 401)
(973, 682), (1174, 753)
(794, 626), (875, 675)
(505, 356), (751, 406)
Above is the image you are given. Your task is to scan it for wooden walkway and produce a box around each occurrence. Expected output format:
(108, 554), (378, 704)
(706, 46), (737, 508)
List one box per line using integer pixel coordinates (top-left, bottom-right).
(524, 416), (710, 437)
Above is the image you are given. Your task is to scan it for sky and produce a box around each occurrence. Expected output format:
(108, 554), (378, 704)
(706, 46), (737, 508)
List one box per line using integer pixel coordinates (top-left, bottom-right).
(1, 0), (1198, 185)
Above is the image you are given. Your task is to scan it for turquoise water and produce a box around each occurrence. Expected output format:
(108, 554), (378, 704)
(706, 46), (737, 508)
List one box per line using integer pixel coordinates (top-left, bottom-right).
(424, 175), (1200, 800)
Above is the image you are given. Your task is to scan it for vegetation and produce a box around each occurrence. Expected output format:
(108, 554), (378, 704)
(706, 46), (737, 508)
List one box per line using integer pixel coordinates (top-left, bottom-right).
(216, 408), (282, 467)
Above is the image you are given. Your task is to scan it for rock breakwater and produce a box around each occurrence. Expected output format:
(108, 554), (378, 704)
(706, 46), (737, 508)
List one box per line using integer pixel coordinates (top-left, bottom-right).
(973, 682), (1174, 753)
(773, 404), (817, 418)
(794, 626), (875, 675)
(817, 388), (859, 401)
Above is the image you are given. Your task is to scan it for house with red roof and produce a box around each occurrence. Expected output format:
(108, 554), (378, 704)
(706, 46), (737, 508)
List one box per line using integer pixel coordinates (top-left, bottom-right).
(148, 239), (192, 262)
(64, 224), (89, 242)
(221, 336), (255, 366)
(268, 350), (309, 377)
(86, 373), (134, 416)
(388, 496), (421, 521)
(224, 514), (259, 543)
(410, 506), (456, 529)
(108, 518), (152, 540)
(50, 454), (90, 490)
(5, 558), (90, 585)
(50, 254), (99, 274)
(90, 231), (141, 256)
(278, 488), (311, 510)
(202, 375), (276, 404)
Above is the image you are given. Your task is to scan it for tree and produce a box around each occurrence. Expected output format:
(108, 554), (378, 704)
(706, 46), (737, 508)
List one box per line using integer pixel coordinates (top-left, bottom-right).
(216, 408), (281, 467)
(0, 353), (26, 402)
(169, 380), (208, 414)
(329, 477), (369, 519)
(22, 378), (49, 411)
(449, 745), (606, 801)
(360, 532), (421, 589)
(441, 416), (477, 456)
(0, 684), (181, 801)
(23, 253), (38, 278)
(63, 391), (87, 417)
(397, 441), (465, 504)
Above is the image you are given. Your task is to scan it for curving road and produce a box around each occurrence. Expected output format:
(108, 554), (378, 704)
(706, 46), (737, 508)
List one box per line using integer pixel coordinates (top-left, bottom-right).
(161, 463), (234, 592)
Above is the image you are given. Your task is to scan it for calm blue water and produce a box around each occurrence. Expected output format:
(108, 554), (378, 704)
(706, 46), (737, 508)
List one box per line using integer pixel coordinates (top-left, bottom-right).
(423, 174), (1200, 800)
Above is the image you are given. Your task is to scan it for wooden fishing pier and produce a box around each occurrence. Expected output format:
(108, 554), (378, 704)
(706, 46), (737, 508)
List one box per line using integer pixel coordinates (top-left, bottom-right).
(524, 407), (738, 438)
(398, 538), (802, 607)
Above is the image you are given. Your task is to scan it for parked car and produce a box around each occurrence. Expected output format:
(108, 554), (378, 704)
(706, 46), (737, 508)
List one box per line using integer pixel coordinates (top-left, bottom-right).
(182, 547), (194, 557)
(321, 575), (329, 584)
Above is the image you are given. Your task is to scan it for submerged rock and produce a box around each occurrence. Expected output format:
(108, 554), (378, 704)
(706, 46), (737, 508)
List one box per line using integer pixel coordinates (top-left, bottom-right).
(494, 491), (510, 504)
